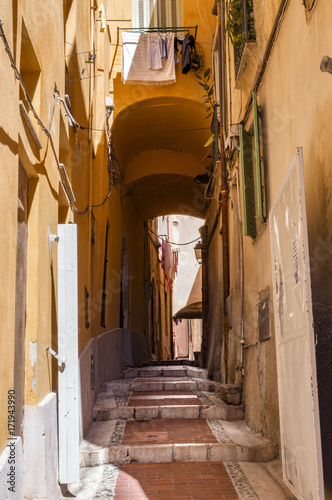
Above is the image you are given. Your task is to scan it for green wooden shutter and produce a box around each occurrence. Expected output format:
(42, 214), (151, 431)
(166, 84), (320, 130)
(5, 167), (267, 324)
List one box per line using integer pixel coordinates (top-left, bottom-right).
(239, 124), (256, 239)
(253, 92), (265, 223)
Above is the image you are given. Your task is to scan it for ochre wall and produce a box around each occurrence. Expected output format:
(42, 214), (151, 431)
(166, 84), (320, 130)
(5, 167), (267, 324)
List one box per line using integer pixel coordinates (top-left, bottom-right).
(218, 0), (332, 483)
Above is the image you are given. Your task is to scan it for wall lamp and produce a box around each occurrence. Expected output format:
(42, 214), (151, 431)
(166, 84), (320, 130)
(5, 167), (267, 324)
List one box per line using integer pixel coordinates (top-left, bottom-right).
(194, 241), (204, 264)
(106, 96), (114, 117)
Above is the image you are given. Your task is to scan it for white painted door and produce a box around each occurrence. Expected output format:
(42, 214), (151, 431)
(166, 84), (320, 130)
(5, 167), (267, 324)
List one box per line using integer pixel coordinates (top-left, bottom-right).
(269, 148), (324, 500)
(57, 224), (80, 484)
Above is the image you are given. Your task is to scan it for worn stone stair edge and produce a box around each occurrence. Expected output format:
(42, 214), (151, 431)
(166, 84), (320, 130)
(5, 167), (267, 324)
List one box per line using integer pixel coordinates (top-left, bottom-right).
(94, 403), (244, 422)
(80, 442), (277, 467)
(139, 360), (199, 367)
(100, 378), (221, 393)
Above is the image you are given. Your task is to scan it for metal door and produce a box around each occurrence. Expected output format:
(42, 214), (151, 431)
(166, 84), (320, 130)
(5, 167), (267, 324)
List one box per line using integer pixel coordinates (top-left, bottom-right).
(269, 148), (324, 500)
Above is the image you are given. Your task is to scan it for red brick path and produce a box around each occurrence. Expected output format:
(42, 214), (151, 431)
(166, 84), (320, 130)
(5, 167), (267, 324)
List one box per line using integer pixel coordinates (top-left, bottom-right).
(122, 419), (218, 445)
(114, 462), (240, 500)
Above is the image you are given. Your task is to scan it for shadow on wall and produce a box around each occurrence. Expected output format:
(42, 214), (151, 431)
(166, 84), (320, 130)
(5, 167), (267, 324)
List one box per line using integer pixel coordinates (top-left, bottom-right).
(79, 328), (150, 438)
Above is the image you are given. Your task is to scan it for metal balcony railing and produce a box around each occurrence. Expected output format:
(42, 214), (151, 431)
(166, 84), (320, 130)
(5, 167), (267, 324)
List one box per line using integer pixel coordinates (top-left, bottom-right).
(234, 0), (256, 78)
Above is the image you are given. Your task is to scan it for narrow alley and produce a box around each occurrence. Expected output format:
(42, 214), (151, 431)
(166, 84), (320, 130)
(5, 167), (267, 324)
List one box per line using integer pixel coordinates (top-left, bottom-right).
(1, 0), (332, 499)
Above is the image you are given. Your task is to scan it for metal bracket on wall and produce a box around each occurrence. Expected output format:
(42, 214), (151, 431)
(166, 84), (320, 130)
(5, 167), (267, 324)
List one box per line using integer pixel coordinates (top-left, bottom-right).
(46, 347), (66, 370)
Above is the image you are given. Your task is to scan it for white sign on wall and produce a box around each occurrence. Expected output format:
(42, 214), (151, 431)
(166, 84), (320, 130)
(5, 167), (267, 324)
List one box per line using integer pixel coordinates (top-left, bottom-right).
(270, 149), (324, 500)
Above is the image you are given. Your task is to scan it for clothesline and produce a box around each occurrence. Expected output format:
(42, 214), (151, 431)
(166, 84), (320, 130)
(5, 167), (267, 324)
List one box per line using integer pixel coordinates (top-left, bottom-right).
(146, 225), (201, 246)
(117, 25), (198, 44)
(121, 29), (198, 85)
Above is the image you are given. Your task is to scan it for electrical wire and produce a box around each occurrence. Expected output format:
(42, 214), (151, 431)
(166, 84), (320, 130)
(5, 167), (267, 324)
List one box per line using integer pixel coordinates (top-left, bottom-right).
(112, 126), (211, 133)
(121, 148), (212, 192)
(145, 224), (201, 246)
(0, 20), (113, 215)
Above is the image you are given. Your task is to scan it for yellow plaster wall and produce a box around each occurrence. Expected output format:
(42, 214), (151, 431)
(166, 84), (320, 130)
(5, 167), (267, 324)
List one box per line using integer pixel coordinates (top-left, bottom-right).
(0, 0), (118, 453)
(0, 4), (19, 451)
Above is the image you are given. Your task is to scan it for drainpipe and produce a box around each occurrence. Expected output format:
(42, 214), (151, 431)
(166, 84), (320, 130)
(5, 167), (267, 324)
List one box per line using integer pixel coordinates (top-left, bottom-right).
(218, 0), (230, 383)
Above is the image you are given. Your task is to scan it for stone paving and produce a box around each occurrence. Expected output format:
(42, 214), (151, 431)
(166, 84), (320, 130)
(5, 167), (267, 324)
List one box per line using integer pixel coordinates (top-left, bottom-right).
(72, 364), (296, 499)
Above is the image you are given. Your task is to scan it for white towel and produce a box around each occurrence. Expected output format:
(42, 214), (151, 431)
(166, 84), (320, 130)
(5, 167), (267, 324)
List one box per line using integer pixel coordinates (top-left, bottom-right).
(122, 32), (176, 86)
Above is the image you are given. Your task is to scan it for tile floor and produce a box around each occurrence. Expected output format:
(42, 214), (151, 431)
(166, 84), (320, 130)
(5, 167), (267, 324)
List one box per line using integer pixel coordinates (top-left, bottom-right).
(114, 462), (240, 500)
(122, 419), (218, 445)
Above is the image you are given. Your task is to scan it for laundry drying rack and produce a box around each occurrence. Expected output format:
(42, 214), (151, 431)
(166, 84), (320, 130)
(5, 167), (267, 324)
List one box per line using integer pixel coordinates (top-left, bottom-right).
(117, 25), (198, 44)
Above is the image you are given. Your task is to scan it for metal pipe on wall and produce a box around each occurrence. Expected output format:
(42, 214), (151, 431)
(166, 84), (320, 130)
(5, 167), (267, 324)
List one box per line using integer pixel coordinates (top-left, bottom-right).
(218, 0), (230, 383)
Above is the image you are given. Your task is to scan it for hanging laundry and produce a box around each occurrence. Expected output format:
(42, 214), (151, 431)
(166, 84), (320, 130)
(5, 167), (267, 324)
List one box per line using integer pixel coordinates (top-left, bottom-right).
(122, 32), (176, 85)
(181, 34), (196, 74)
(164, 241), (172, 279)
(181, 34), (191, 74)
(148, 36), (163, 70)
(161, 239), (166, 271)
(174, 37), (180, 64)
(172, 250), (178, 276)
(161, 34), (168, 60)
(98, 1), (107, 33)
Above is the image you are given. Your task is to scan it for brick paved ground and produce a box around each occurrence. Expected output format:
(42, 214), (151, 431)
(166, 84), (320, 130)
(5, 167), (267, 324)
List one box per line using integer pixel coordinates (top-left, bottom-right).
(114, 462), (240, 500)
(122, 418), (218, 445)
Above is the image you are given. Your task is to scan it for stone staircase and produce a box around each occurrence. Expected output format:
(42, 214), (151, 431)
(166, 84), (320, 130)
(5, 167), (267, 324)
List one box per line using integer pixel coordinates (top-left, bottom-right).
(80, 363), (276, 468)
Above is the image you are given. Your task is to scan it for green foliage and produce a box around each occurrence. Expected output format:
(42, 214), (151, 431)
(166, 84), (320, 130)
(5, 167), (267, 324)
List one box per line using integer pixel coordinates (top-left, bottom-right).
(225, 0), (255, 51)
(196, 68), (214, 120)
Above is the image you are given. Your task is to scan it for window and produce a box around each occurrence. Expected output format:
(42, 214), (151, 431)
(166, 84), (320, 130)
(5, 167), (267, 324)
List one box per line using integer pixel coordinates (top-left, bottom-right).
(239, 92), (266, 239)
(133, 0), (182, 28)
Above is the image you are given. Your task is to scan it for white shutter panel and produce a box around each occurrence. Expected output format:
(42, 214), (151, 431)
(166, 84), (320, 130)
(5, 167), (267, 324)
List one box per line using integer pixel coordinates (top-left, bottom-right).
(138, 0), (144, 26)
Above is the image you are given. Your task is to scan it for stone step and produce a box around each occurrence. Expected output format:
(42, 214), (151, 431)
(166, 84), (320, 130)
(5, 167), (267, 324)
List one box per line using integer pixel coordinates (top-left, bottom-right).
(101, 377), (220, 394)
(220, 384), (243, 405)
(139, 360), (199, 367)
(122, 365), (208, 380)
(80, 419), (276, 467)
(95, 402), (244, 421)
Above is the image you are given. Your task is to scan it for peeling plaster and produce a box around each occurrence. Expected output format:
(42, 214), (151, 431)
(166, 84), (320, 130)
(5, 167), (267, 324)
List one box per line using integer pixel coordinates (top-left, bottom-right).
(29, 340), (37, 393)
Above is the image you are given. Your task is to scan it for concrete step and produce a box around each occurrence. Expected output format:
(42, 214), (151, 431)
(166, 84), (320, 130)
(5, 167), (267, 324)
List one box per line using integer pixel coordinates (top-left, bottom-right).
(220, 384), (243, 405)
(80, 419), (276, 467)
(94, 393), (244, 421)
(101, 377), (220, 394)
(122, 365), (208, 380)
(139, 360), (199, 367)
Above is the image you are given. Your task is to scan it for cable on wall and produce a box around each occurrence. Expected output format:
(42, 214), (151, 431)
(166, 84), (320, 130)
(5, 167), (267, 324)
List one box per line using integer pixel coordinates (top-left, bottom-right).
(0, 20), (113, 215)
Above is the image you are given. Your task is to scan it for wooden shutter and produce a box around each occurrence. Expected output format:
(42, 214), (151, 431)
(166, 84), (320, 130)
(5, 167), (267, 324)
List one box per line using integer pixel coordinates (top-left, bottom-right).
(239, 124), (256, 239)
(160, 0), (167, 26)
(253, 92), (265, 223)
(171, 0), (178, 26)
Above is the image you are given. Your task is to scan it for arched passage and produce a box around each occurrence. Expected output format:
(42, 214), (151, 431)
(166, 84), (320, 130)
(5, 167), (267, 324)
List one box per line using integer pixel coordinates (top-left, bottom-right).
(111, 96), (210, 359)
